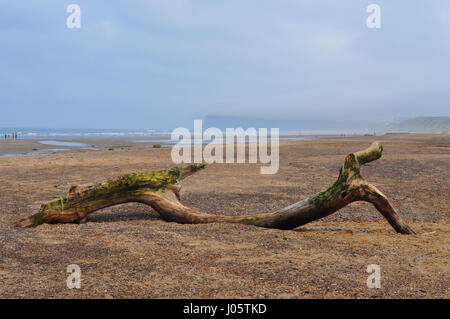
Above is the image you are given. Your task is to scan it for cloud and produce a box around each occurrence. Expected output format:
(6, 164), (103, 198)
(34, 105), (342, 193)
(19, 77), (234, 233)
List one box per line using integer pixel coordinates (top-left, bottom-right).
(0, 0), (448, 129)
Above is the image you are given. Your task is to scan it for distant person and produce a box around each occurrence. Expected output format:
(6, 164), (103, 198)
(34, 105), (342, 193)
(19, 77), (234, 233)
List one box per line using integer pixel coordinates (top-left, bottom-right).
(4, 134), (6, 140)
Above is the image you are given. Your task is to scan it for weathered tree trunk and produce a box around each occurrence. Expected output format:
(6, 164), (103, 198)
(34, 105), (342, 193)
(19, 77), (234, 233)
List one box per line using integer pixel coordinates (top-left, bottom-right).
(14, 142), (414, 234)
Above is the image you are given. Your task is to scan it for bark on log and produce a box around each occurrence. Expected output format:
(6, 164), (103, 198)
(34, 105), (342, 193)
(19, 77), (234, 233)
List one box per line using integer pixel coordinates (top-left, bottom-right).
(14, 142), (414, 234)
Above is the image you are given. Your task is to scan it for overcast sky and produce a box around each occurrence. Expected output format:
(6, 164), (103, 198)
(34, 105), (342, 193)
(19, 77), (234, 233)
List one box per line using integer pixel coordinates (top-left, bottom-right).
(0, 1), (449, 129)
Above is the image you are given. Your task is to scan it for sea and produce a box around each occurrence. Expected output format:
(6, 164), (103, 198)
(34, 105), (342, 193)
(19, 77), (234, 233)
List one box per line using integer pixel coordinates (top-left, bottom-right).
(0, 127), (363, 140)
(0, 128), (173, 139)
(0, 127), (366, 158)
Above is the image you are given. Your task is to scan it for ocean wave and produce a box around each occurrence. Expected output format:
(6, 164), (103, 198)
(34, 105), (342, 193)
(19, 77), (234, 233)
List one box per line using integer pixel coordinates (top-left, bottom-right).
(12, 129), (173, 139)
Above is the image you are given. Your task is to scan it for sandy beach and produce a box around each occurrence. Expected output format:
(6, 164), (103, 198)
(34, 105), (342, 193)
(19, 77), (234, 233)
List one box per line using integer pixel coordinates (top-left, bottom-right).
(0, 134), (448, 298)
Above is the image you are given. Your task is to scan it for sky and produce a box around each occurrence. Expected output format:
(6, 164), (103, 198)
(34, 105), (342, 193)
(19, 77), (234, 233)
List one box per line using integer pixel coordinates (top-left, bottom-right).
(0, 1), (449, 130)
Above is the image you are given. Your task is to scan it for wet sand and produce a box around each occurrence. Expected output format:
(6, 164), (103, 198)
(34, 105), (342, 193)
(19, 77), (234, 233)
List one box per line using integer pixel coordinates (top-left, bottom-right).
(0, 134), (448, 298)
(0, 137), (166, 157)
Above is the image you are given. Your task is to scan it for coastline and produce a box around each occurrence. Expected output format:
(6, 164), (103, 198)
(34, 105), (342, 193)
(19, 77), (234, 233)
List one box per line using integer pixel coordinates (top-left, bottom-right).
(0, 133), (387, 158)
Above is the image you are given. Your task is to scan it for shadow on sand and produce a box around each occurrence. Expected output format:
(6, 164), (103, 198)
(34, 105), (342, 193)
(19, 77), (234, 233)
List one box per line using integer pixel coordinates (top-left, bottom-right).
(85, 203), (161, 223)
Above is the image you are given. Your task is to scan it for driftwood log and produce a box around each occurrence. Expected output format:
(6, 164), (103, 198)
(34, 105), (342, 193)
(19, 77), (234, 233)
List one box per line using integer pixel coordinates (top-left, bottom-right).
(15, 141), (414, 234)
